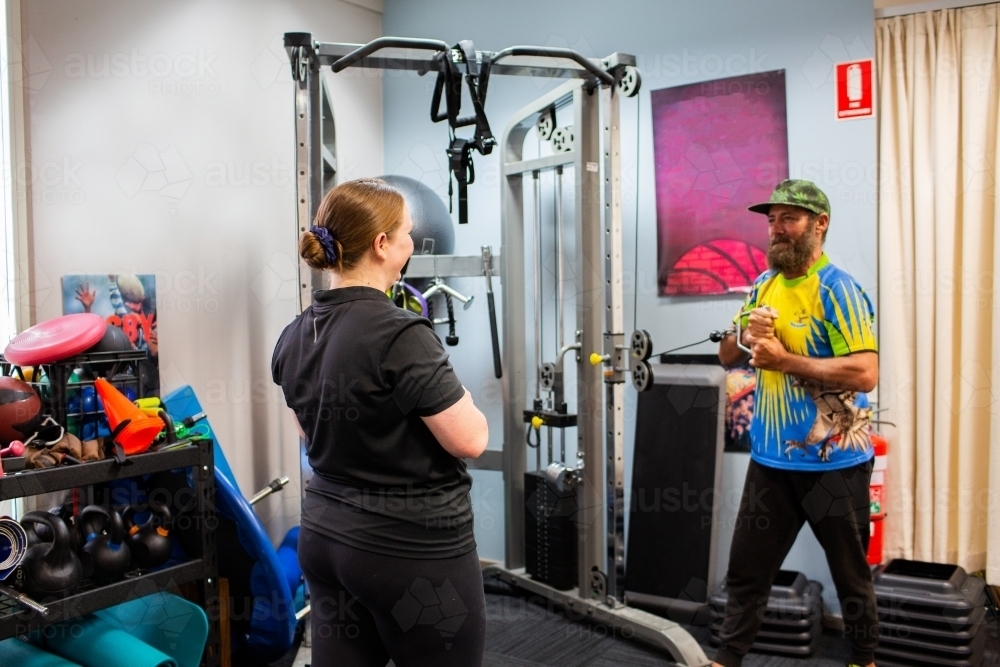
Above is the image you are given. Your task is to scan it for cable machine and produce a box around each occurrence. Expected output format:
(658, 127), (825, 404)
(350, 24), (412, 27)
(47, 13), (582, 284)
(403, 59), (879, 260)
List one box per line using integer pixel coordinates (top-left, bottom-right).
(283, 33), (708, 666)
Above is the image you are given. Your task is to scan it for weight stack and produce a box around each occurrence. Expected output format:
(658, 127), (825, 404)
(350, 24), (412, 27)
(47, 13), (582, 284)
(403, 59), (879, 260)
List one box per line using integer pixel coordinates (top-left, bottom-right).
(873, 559), (988, 667)
(524, 471), (577, 591)
(708, 571), (824, 657)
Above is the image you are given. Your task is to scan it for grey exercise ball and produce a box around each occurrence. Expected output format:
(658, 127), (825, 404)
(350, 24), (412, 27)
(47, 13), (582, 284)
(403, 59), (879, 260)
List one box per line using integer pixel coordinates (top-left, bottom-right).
(87, 323), (133, 353)
(378, 175), (454, 256)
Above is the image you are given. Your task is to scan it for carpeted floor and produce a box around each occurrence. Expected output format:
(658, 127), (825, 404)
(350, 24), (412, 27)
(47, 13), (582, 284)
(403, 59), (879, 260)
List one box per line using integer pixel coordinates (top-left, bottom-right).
(480, 590), (1000, 667)
(289, 591), (1000, 666)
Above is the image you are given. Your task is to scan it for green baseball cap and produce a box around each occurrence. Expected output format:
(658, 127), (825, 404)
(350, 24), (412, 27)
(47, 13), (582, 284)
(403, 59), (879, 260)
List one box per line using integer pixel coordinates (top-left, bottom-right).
(748, 179), (830, 216)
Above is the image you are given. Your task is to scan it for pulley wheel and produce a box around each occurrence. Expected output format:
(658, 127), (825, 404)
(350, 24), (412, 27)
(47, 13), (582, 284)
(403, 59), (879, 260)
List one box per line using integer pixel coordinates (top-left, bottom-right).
(551, 126), (574, 153)
(630, 329), (653, 360)
(617, 65), (641, 98)
(536, 108), (555, 141)
(632, 360), (653, 392)
(540, 362), (556, 391)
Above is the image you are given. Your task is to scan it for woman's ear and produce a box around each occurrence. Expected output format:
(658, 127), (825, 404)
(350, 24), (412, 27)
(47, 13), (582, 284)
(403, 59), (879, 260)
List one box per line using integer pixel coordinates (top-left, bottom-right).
(372, 231), (389, 260)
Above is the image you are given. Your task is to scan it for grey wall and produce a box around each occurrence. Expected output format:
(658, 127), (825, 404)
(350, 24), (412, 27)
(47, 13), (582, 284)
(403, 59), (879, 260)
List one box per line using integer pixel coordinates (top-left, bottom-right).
(23, 0), (384, 543)
(382, 0), (877, 613)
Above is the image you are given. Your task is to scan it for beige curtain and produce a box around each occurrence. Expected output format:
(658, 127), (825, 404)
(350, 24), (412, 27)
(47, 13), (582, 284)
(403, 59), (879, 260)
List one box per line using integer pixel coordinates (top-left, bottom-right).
(876, 4), (1000, 583)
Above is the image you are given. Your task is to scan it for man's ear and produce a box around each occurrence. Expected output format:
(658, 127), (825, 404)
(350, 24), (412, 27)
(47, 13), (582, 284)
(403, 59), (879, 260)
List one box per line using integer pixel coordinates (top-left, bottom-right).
(816, 213), (830, 236)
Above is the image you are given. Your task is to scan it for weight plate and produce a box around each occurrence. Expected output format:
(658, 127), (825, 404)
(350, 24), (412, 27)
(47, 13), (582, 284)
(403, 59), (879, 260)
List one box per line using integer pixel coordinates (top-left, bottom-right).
(630, 329), (653, 360)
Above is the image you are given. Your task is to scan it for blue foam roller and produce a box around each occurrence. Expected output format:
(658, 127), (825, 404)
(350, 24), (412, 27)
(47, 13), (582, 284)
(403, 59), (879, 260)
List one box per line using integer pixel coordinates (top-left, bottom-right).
(0, 638), (83, 666)
(43, 615), (177, 667)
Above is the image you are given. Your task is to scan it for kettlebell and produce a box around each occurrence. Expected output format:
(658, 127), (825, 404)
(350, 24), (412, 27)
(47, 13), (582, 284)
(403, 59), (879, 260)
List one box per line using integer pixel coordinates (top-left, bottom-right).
(123, 502), (172, 568)
(79, 505), (131, 582)
(25, 521), (50, 548)
(18, 511), (82, 599)
(24, 505), (79, 551)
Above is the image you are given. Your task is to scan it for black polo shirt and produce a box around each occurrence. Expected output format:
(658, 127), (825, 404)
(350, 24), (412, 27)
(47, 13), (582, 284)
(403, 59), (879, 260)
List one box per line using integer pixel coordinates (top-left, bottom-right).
(271, 286), (473, 559)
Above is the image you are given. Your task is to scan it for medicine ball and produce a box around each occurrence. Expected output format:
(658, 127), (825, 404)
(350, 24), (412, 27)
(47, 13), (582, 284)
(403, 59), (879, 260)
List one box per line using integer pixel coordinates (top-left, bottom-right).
(0, 376), (42, 444)
(86, 323), (133, 353)
(378, 175), (454, 256)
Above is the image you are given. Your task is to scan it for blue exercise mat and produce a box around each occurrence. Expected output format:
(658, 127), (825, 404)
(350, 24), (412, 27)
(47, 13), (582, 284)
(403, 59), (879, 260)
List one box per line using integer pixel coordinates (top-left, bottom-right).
(275, 526), (302, 600)
(162, 385), (237, 489)
(42, 614), (176, 667)
(163, 384), (301, 660)
(215, 469), (297, 660)
(95, 592), (208, 667)
(0, 638), (82, 667)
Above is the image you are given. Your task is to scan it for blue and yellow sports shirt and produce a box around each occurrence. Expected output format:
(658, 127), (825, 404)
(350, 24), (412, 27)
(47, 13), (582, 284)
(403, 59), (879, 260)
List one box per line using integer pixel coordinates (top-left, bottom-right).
(735, 254), (877, 471)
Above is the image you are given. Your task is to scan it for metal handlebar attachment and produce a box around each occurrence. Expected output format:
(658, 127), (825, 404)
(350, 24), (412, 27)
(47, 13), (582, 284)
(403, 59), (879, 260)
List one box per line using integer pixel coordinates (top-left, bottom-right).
(735, 310), (753, 354)
(331, 37), (450, 72)
(483, 246), (502, 379)
(249, 476), (291, 506)
(422, 280), (474, 309)
(735, 307), (777, 354)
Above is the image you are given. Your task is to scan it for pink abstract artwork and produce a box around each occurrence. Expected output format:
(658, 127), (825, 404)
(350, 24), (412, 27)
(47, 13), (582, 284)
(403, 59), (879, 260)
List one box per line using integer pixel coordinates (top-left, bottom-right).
(652, 70), (788, 296)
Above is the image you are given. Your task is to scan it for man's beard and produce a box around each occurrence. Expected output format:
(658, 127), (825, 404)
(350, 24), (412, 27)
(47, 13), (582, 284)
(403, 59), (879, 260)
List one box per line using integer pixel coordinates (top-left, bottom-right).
(767, 217), (819, 274)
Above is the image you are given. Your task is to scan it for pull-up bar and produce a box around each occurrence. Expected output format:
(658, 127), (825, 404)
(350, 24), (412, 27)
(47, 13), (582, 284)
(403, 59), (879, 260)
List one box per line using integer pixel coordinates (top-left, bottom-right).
(490, 45), (615, 86)
(308, 35), (630, 225)
(330, 36), (450, 72)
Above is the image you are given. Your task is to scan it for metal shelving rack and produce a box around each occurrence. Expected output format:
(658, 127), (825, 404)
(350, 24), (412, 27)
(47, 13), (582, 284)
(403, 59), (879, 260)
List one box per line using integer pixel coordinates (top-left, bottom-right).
(0, 439), (220, 666)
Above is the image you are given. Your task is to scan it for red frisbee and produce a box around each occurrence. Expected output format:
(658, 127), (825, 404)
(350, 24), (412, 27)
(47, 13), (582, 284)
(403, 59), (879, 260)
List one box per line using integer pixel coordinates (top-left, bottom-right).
(4, 313), (108, 365)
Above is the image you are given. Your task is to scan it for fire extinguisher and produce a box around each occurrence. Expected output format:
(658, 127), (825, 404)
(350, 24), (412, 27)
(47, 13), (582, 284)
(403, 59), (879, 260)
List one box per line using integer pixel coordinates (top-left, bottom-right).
(867, 432), (888, 565)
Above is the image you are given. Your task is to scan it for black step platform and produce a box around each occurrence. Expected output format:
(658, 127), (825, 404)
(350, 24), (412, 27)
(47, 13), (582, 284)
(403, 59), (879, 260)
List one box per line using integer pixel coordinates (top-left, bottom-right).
(708, 571), (824, 657)
(879, 604), (986, 643)
(873, 559), (988, 667)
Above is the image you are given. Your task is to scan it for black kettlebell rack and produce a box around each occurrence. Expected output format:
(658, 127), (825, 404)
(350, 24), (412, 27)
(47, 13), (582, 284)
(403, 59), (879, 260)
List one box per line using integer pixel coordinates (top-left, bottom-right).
(0, 438), (220, 666)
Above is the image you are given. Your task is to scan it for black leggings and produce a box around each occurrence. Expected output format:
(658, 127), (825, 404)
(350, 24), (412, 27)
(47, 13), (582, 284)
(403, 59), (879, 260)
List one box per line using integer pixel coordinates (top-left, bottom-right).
(715, 459), (878, 667)
(298, 527), (486, 667)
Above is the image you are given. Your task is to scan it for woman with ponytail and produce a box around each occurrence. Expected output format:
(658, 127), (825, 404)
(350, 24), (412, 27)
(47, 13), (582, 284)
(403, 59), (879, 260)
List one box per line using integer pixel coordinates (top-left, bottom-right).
(272, 178), (488, 666)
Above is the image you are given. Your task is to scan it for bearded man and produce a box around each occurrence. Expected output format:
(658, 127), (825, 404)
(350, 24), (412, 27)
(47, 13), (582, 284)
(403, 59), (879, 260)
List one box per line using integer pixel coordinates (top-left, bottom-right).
(714, 180), (880, 667)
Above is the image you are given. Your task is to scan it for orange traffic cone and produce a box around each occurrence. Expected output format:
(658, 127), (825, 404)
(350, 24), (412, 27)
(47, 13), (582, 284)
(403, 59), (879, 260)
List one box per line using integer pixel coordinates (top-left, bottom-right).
(95, 378), (163, 455)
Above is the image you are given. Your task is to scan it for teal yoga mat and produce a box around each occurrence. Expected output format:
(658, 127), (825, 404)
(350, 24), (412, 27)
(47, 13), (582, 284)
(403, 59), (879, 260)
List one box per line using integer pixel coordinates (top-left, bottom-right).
(0, 637), (83, 666)
(43, 615), (177, 667)
(95, 592), (208, 667)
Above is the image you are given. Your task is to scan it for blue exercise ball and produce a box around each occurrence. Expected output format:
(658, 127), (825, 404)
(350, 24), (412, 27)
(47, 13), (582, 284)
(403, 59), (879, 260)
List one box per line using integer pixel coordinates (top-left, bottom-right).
(378, 175), (454, 256)
(82, 386), (96, 414)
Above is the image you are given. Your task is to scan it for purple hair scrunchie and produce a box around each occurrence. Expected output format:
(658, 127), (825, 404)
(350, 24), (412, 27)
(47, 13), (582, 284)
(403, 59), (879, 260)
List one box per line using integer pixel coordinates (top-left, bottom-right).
(310, 225), (337, 265)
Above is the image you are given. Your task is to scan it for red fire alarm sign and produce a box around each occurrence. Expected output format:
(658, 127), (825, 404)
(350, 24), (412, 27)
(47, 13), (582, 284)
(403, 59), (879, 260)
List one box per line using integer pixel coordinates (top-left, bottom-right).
(835, 59), (874, 120)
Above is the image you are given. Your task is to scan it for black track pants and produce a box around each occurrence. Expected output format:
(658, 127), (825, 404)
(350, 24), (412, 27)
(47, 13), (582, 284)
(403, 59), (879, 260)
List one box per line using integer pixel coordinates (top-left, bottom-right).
(298, 527), (486, 667)
(714, 459), (878, 667)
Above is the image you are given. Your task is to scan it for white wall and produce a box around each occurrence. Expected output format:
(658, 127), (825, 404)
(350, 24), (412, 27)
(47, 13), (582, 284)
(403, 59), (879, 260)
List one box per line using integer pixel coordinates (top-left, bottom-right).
(382, 0), (878, 614)
(21, 0), (383, 542)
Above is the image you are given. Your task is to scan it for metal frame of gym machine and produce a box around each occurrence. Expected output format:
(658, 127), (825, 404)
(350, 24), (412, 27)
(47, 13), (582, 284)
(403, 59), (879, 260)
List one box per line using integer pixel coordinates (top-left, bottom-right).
(283, 33), (709, 667)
